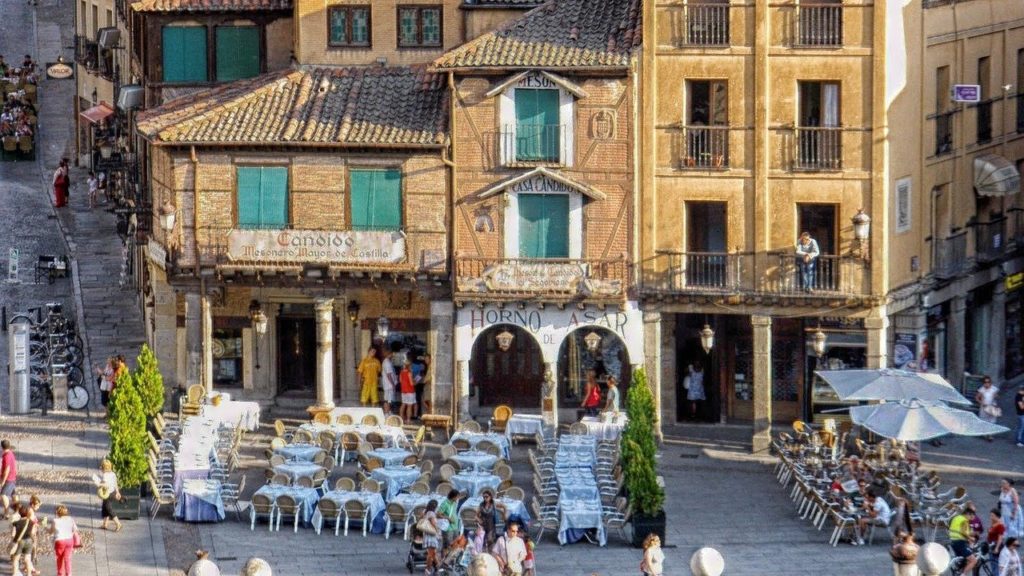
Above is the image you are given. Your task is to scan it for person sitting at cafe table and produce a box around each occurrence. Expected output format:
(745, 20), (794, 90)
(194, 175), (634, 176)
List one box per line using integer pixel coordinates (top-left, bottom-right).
(853, 493), (891, 546)
(950, 507), (981, 574)
(842, 456), (871, 484)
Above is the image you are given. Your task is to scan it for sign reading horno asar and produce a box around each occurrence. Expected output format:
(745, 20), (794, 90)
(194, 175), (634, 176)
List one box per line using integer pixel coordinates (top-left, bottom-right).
(227, 230), (406, 264)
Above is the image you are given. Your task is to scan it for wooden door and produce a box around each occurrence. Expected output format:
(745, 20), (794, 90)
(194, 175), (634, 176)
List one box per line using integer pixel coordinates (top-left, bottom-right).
(471, 326), (543, 408)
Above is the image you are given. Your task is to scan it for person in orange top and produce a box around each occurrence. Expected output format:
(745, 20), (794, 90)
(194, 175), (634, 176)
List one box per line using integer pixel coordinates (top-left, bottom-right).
(399, 360), (416, 424)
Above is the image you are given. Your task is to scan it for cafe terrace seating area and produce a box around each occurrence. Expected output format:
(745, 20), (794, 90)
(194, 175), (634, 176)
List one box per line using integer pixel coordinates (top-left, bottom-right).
(773, 419), (971, 547)
(146, 394), (632, 547)
(0, 58), (39, 161)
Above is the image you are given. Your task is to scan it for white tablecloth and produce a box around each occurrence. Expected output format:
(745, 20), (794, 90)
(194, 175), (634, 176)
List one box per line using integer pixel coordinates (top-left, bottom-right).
(207, 391), (231, 402)
(312, 490), (386, 534)
(556, 469), (600, 501)
(449, 432), (511, 459)
(450, 472), (501, 498)
(251, 485), (321, 524)
(449, 450), (498, 472)
(273, 462), (325, 483)
(390, 493), (447, 513)
(460, 496), (531, 525)
(275, 444), (323, 462)
(580, 415), (627, 441)
(175, 479), (224, 522)
(504, 414), (545, 440)
(299, 423), (407, 447)
(371, 466), (421, 500)
(173, 416), (221, 491)
(200, 400), (261, 431)
(329, 406), (386, 424)
(557, 495), (606, 546)
(367, 448), (414, 467)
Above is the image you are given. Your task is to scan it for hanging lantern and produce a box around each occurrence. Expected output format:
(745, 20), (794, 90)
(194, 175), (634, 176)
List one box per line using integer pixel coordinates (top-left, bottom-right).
(158, 198), (177, 233)
(376, 315), (390, 339)
(812, 328), (828, 357)
(495, 329), (515, 351)
(346, 300), (360, 326)
(851, 209), (871, 242)
(248, 300), (268, 336)
(699, 324), (715, 354)
(584, 331), (602, 353)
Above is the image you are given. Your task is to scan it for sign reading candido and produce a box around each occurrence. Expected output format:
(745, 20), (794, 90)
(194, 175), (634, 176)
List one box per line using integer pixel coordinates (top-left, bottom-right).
(227, 230), (406, 264)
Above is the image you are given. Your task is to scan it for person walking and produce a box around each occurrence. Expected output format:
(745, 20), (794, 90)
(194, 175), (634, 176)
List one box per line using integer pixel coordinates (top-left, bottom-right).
(1015, 386), (1024, 448)
(9, 504), (37, 576)
(357, 347), (381, 407)
(795, 231), (820, 292)
(474, 490), (506, 548)
(685, 362), (706, 419)
(976, 376), (1000, 442)
(52, 158), (70, 208)
(381, 349), (397, 415)
(1000, 537), (1022, 576)
(1, 439), (17, 518)
(49, 504), (79, 576)
(400, 359), (417, 424)
(1000, 479), (1023, 538)
(521, 532), (535, 576)
(419, 354), (433, 416)
(188, 549), (221, 576)
(96, 357), (116, 411)
(437, 489), (462, 550)
(491, 522), (527, 576)
(419, 499), (441, 576)
(94, 459), (122, 532)
(604, 375), (620, 413)
(640, 533), (665, 576)
(889, 530), (919, 576)
(581, 373), (601, 418)
(87, 171), (98, 209)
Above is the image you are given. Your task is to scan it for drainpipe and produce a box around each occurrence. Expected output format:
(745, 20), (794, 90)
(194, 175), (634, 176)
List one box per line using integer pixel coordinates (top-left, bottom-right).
(191, 145), (200, 278)
(446, 70), (459, 427)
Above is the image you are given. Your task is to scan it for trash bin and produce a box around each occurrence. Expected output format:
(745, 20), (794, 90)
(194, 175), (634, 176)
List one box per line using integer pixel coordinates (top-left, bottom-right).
(8, 319), (31, 414)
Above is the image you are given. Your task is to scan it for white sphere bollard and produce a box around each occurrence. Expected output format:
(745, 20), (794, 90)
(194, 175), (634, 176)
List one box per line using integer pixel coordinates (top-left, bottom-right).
(690, 547), (725, 576)
(242, 557), (273, 576)
(469, 553), (502, 576)
(918, 542), (951, 576)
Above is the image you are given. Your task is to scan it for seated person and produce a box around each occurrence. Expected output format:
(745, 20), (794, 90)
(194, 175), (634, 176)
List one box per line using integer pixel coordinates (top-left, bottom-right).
(949, 507), (979, 574)
(854, 493), (892, 545)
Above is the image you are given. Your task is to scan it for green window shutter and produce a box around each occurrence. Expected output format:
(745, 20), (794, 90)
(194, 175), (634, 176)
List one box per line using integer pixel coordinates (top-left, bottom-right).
(180, 27), (207, 82)
(236, 167), (262, 228)
(216, 27), (259, 82)
(519, 194), (569, 258)
(258, 167), (289, 228)
(350, 169), (402, 230)
(162, 27), (185, 82)
(514, 89), (560, 162)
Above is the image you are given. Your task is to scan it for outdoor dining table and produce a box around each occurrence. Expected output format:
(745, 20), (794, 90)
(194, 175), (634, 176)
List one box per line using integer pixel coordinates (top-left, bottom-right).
(459, 496), (531, 525)
(367, 447), (414, 467)
(372, 466), (422, 500)
(172, 416), (221, 491)
(200, 399), (261, 431)
(251, 485), (321, 524)
(449, 432), (511, 459)
(580, 414), (628, 441)
(449, 450), (498, 472)
(174, 479), (225, 523)
(273, 462), (325, 483)
(504, 414), (545, 441)
(557, 494), (606, 546)
(312, 490), (387, 534)
(556, 469), (600, 501)
(274, 443), (323, 462)
(391, 492), (448, 513)
(449, 471), (501, 498)
(299, 423), (407, 447)
(555, 445), (597, 470)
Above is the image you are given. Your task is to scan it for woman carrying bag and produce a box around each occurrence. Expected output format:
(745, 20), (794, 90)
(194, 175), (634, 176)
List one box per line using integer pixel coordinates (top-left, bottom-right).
(50, 505), (80, 576)
(93, 459), (122, 532)
(9, 504), (38, 576)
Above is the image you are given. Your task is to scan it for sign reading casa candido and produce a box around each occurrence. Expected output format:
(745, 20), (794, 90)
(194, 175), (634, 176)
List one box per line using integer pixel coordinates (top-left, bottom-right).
(227, 230), (406, 264)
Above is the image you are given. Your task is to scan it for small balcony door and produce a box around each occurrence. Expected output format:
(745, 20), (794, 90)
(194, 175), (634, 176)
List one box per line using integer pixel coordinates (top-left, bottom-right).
(797, 81), (841, 169)
(685, 81), (729, 168)
(797, 204), (837, 291)
(518, 193), (569, 258)
(515, 89), (561, 162)
(685, 201), (728, 287)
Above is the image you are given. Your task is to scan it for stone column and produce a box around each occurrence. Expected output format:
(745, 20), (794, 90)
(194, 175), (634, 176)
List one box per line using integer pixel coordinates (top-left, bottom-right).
(542, 362), (558, 430)
(643, 310), (664, 443)
(751, 315), (773, 453)
(201, 292), (213, 393)
(989, 281), (1007, 385)
(184, 291), (202, 390)
(948, 295), (967, 390)
(456, 360), (471, 426)
(864, 304), (890, 369)
(310, 298), (335, 414)
(429, 301), (454, 418)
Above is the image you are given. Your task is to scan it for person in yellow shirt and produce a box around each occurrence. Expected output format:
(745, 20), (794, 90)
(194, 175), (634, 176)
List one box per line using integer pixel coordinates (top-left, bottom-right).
(949, 508), (979, 574)
(357, 347), (381, 406)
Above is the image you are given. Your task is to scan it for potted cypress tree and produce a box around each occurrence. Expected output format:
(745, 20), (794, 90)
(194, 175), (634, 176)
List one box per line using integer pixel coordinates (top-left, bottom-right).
(133, 344), (165, 426)
(107, 369), (147, 520)
(621, 368), (666, 546)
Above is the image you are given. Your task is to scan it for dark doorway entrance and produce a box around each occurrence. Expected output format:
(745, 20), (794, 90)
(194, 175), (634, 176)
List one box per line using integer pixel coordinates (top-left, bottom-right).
(675, 314), (719, 422)
(471, 325), (544, 408)
(278, 316), (316, 396)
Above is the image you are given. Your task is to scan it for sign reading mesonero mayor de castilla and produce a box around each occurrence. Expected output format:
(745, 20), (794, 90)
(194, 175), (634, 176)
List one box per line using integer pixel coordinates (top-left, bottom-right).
(227, 230), (406, 264)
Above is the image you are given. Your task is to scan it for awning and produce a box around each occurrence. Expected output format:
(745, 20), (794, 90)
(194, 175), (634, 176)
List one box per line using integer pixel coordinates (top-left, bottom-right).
(79, 102), (115, 125)
(974, 153), (1021, 197)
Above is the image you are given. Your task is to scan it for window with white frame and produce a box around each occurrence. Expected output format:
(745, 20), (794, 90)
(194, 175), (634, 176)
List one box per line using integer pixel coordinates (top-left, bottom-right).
(501, 172), (584, 259)
(497, 72), (577, 166)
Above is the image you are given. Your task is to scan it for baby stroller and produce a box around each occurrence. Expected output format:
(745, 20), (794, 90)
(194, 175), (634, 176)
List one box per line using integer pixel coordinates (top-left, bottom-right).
(436, 534), (472, 576)
(405, 531), (430, 574)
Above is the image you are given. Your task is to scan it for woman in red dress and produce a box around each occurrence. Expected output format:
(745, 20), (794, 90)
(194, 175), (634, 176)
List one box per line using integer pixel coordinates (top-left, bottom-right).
(52, 158), (70, 207)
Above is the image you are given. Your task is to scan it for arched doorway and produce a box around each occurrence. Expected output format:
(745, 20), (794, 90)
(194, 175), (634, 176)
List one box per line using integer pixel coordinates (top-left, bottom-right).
(557, 328), (630, 410)
(470, 324), (544, 408)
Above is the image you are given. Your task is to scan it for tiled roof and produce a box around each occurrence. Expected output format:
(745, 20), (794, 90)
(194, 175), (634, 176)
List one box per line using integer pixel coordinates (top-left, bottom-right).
(435, 0), (642, 70)
(131, 0), (291, 12)
(461, 0), (545, 7)
(137, 67), (449, 147)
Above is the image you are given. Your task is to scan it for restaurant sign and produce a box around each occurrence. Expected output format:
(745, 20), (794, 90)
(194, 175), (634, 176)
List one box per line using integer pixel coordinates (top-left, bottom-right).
(227, 230), (406, 264)
(456, 260), (622, 296)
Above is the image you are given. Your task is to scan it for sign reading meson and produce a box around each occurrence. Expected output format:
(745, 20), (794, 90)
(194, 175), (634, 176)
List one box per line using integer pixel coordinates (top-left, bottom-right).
(227, 230), (406, 264)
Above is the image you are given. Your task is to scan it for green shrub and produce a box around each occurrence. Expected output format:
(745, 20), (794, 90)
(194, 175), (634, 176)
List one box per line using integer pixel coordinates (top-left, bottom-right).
(133, 344), (165, 418)
(108, 369), (148, 489)
(621, 368), (664, 516)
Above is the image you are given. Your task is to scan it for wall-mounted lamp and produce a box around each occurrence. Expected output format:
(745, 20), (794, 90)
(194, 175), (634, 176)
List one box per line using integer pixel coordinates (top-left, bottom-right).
(376, 315), (390, 340)
(852, 208), (871, 261)
(346, 300), (360, 326)
(700, 323), (715, 354)
(495, 329), (514, 351)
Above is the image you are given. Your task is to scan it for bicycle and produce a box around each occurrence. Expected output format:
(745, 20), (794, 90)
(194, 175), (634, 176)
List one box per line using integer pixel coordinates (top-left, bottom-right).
(948, 542), (996, 576)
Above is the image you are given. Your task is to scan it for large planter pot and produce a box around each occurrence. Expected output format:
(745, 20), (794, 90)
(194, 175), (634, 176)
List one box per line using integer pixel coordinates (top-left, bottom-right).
(108, 486), (141, 521)
(631, 510), (666, 548)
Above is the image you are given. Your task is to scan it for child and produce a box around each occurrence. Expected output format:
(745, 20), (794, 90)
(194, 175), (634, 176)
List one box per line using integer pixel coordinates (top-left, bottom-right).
(87, 171), (98, 209)
(522, 532), (535, 576)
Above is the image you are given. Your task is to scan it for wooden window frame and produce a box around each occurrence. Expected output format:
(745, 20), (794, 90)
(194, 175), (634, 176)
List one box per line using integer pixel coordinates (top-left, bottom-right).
(396, 5), (443, 48)
(327, 5), (372, 48)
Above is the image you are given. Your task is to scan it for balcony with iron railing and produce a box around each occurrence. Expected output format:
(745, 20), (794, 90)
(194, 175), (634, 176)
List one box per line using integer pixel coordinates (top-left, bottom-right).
(454, 257), (628, 302)
(975, 99), (994, 143)
(500, 124), (567, 166)
(933, 231), (967, 280)
(74, 35), (98, 70)
(933, 111), (954, 156)
(795, 4), (843, 47)
(794, 127), (842, 171)
(973, 216), (1006, 264)
(681, 3), (730, 47)
(680, 125), (729, 170)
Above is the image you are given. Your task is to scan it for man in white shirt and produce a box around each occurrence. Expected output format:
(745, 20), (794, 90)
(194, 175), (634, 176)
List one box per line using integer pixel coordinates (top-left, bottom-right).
(188, 550), (221, 576)
(491, 523), (527, 575)
(855, 493), (891, 546)
(380, 349), (397, 415)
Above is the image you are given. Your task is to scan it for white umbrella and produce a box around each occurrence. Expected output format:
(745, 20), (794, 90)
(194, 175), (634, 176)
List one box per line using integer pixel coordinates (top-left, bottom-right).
(815, 368), (971, 406)
(849, 399), (1009, 441)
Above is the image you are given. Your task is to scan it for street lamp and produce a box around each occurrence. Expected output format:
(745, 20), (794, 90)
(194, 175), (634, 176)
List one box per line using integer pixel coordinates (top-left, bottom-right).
(700, 324), (715, 354)
(376, 315), (390, 340)
(495, 329), (514, 352)
(852, 208), (871, 260)
(249, 300), (268, 370)
(584, 331), (602, 353)
(918, 542), (951, 576)
(690, 547), (725, 576)
(346, 300), (360, 326)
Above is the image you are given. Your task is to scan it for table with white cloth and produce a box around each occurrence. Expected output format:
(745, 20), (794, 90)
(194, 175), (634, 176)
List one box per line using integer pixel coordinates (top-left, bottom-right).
(371, 466), (421, 500)
(557, 494), (606, 546)
(200, 399), (261, 431)
(449, 471), (501, 498)
(580, 414), (627, 441)
(555, 445), (597, 470)
(251, 485), (321, 524)
(172, 416), (222, 492)
(367, 448), (414, 467)
(328, 406), (386, 424)
(390, 493), (448, 513)
(449, 432), (511, 459)
(459, 496), (531, 525)
(207, 391), (231, 402)
(555, 469), (600, 501)
(504, 414), (545, 441)
(299, 423), (407, 447)
(312, 490), (387, 534)
(449, 450), (498, 472)
(174, 479), (225, 522)
(273, 462), (325, 483)
(274, 443), (323, 463)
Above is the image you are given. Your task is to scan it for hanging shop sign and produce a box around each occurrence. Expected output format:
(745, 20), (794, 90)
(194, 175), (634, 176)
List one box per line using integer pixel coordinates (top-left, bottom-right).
(227, 230), (406, 265)
(45, 60), (74, 80)
(1007, 272), (1024, 292)
(458, 261), (622, 296)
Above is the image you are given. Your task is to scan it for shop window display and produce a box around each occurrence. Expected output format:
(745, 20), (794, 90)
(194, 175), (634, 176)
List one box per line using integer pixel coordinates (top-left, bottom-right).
(213, 328), (243, 387)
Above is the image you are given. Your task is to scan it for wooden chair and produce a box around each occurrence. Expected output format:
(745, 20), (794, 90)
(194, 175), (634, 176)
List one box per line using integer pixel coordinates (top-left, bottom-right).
(408, 481), (430, 495)
(569, 422), (589, 435)
(275, 494), (301, 533)
(334, 477), (356, 492)
(402, 454), (419, 466)
(493, 463), (513, 482)
(439, 463), (456, 482)
(385, 502), (408, 540)
(270, 437), (286, 451)
(500, 486), (525, 501)
(364, 457), (384, 472)
(296, 475), (314, 488)
(17, 136), (31, 154)
(269, 454), (286, 467)
(460, 507), (479, 532)
(249, 493), (275, 531)
(339, 432), (361, 462)
(317, 498), (343, 536)
(271, 473), (291, 486)
(418, 460), (434, 475)
(366, 432), (386, 450)
(274, 420), (291, 441)
(344, 500), (369, 536)
(313, 412), (331, 424)
(489, 405), (513, 434)
(336, 414), (354, 425)
(386, 415), (404, 428)
(441, 445), (457, 461)
(459, 420), (482, 433)
(452, 438), (471, 452)
(435, 481), (453, 496)
(360, 478), (381, 494)
(292, 430), (314, 444)
(361, 414), (380, 426)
